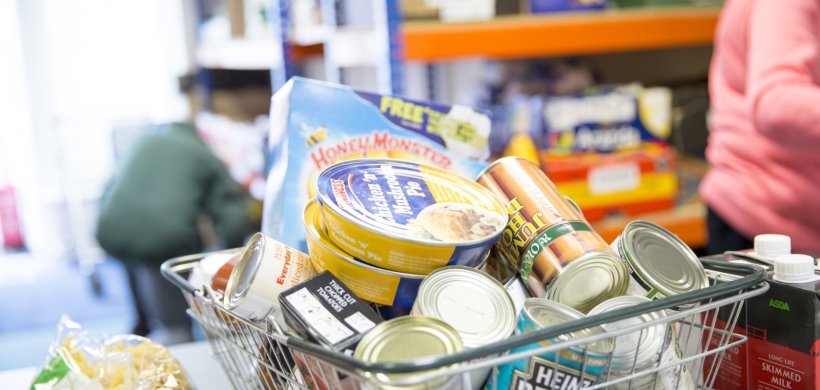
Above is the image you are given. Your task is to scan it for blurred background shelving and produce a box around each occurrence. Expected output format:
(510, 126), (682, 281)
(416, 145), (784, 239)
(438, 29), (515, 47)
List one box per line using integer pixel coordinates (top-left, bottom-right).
(402, 6), (720, 60)
(181, 0), (717, 248)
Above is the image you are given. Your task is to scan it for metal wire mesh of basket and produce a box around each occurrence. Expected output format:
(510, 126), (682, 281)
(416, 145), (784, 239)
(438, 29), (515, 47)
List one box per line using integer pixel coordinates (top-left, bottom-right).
(162, 250), (768, 390)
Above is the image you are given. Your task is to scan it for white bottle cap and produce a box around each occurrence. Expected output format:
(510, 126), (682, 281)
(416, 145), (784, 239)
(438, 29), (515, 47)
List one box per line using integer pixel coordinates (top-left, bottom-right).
(754, 234), (791, 260)
(773, 254), (815, 283)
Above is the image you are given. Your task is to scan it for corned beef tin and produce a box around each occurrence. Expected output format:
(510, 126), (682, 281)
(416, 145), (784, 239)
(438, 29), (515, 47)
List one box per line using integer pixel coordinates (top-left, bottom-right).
(317, 159), (507, 275)
(476, 156), (629, 313)
(303, 198), (425, 312)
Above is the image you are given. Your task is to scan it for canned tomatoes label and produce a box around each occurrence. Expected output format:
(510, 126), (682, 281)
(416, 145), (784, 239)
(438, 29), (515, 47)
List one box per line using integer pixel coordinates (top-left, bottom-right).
(318, 159), (507, 274)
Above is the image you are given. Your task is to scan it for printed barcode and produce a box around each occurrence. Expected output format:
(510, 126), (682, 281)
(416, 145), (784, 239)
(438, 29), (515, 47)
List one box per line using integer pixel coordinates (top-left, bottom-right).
(344, 312), (376, 334)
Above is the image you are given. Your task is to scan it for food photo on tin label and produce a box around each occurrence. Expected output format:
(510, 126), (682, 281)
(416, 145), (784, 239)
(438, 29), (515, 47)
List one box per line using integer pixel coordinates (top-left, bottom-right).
(315, 159), (508, 275)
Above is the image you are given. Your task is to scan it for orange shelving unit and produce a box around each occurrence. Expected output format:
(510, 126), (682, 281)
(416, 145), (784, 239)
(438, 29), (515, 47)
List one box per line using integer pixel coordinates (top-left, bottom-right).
(403, 6), (721, 61)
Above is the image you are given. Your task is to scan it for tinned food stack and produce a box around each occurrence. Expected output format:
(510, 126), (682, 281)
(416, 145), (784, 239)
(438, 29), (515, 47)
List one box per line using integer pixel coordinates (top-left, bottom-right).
(303, 198), (425, 314)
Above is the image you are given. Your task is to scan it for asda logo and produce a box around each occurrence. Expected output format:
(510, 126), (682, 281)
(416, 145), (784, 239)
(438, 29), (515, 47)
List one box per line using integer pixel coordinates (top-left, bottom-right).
(769, 299), (790, 311)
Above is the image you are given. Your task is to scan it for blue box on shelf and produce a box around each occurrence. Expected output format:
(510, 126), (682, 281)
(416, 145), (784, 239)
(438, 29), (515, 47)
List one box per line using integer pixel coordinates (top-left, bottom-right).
(529, 0), (608, 13)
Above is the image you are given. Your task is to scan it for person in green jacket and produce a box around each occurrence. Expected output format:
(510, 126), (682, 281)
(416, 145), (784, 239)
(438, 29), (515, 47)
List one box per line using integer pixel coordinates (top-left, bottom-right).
(96, 122), (252, 344)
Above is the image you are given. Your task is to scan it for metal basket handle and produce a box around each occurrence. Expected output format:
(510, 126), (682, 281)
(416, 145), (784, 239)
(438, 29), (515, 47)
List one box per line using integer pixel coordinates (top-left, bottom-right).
(162, 251), (768, 375)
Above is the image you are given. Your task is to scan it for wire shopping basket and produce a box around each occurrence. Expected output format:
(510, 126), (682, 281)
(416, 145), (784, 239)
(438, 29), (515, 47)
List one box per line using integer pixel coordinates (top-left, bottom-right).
(162, 250), (768, 390)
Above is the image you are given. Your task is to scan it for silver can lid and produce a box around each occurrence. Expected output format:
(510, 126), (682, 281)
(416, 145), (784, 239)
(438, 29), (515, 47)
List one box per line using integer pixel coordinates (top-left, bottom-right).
(223, 232), (265, 309)
(354, 316), (463, 390)
(588, 296), (667, 370)
(415, 266), (516, 348)
(545, 252), (630, 314)
(522, 298), (613, 354)
(621, 220), (708, 296)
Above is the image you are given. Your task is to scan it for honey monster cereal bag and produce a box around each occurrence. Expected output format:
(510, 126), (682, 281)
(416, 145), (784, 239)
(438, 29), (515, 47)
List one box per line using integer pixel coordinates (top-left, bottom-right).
(263, 77), (491, 252)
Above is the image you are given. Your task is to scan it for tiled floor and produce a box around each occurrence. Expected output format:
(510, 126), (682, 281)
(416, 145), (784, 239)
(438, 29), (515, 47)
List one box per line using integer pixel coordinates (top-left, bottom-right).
(0, 252), (134, 370)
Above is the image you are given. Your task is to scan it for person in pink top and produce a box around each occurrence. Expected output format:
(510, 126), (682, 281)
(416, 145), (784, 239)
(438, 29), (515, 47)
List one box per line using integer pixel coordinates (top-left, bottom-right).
(701, 0), (820, 254)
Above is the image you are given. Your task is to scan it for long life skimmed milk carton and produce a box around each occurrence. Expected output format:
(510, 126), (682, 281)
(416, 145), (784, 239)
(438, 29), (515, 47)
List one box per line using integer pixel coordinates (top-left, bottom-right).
(702, 251), (820, 390)
(263, 77), (492, 252)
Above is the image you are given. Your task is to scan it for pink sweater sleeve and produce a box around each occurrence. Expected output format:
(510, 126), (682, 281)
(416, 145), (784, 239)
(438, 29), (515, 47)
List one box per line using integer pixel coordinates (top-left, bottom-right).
(747, 0), (820, 150)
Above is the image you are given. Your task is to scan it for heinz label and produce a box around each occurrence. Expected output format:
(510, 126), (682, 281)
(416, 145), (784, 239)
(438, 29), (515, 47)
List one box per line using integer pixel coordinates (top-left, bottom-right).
(263, 77), (491, 252)
(486, 308), (608, 390)
(511, 357), (596, 390)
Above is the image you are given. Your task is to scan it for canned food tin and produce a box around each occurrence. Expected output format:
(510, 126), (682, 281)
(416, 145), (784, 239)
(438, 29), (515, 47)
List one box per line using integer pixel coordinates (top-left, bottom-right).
(480, 248), (518, 286)
(317, 159), (508, 274)
(411, 266), (516, 390)
(504, 277), (531, 319)
(564, 195), (584, 220)
(303, 199), (425, 309)
(477, 157), (629, 312)
(588, 296), (695, 390)
(354, 316), (464, 390)
(222, 233), (315, 326)
(412, 266), (516, 348)
(487, 298), (614, 390)
(191, 252), (237, 292)
(610, 220), (708, 311)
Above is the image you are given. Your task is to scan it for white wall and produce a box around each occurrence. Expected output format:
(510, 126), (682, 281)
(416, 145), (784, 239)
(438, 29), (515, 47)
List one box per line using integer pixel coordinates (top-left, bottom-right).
(10, 0), (190, 261)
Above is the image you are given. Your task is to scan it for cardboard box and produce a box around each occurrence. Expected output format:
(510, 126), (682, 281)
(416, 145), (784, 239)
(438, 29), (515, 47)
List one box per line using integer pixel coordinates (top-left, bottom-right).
(539, 144), (677, 222)
(702, 252), (820, 390)
(746, 273), (820, 390)
(539, 85), (672, 153)
(263, 77), (492, 252)
(529, 0), (607, 13)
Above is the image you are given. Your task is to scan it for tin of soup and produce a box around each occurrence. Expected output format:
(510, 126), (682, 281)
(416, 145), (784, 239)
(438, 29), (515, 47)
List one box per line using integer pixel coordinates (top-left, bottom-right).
(610, 220), (708, 311)
(589, 296), (694, 390)
(354, 316), (464, 390)
(304, 198), (425, 310)
(317, 159), (507, 275)
(487, 298), (614, 390)
(222, 233), (315, 327)
(411, 266), (516, 390)
(476, 156), (629, 313)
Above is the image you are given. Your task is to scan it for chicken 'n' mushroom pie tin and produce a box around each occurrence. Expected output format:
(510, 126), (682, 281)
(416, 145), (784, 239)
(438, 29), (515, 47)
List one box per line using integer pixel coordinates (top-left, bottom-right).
(316, 159), (508, 275)
(303, 198), (425, 308)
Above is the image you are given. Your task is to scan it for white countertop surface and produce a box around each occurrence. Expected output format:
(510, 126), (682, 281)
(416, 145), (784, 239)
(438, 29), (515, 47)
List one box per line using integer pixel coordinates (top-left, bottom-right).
(2, 341), (232, 389)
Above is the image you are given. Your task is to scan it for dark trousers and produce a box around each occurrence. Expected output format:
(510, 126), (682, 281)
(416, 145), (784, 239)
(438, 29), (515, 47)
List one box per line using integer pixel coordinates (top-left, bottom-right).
(122, 261), (193, 345)
(706, 206), (753, 255)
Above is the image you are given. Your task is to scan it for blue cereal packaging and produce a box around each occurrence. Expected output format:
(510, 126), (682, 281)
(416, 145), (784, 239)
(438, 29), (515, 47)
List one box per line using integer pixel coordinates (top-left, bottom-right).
(263, 77), (492, 251)
(541, 84), (672, 153)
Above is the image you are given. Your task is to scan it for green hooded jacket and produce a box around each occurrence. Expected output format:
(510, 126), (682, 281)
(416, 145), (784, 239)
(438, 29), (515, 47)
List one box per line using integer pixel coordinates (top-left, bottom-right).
(96, 123), (251, 265)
